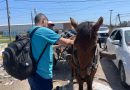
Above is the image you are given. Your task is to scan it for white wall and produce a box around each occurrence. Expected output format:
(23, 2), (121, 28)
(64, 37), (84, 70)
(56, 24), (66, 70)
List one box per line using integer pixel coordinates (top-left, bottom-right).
(127, 21), (130, 26)
(0, 24), (32, 36)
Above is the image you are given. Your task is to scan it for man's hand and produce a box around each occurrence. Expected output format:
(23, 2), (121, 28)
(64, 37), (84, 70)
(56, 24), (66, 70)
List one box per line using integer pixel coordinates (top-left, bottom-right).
(56, 37), (74, 46)
(69, 36), (76, 40)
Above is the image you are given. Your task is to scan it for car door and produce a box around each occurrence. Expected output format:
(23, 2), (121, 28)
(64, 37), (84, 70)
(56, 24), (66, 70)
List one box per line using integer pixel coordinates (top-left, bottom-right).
(106, 30), (118, 54)
(111, 30), (123, 67)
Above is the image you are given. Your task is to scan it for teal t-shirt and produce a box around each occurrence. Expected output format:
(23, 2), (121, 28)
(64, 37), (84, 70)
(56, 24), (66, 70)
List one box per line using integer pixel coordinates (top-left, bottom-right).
(28, 26), (61, 79)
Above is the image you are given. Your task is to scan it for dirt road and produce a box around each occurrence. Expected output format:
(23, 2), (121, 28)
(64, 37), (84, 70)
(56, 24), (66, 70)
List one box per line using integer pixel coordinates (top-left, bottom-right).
(53, 59), (110, 90)
(0, 55), (130, 90)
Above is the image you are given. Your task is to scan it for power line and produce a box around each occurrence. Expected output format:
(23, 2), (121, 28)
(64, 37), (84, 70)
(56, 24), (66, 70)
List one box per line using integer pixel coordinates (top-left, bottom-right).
(6, 0), (130, 10)
(120, 13), (130, 15)
(1, 1), (128, 17)
(10, 7), (30, 10)
(0, 0), (127, 12)
(1, 0), (129, 24)
(14, 0), (99, 3)
(9, 2), (130, 10)
(45, 0), (125, 15)
(14, 0), (125, 3)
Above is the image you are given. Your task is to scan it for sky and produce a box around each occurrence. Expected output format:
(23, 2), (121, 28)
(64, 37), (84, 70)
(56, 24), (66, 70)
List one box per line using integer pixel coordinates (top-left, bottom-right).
(0, 0), (130, 25)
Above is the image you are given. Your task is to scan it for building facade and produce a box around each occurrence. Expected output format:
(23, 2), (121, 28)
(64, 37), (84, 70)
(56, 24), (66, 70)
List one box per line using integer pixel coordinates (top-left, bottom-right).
(0, 21), (72, 36)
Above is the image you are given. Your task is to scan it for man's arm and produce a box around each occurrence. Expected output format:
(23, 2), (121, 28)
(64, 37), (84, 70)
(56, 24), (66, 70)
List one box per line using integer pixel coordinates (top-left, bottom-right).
(56, 37), (74, 46)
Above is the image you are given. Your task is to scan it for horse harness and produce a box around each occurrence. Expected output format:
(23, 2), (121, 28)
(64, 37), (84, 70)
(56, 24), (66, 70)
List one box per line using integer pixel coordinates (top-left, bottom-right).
(72, 45), (99, 80)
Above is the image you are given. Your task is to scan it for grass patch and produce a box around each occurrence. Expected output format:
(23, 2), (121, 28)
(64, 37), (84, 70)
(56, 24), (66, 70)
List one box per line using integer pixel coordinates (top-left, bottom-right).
(0, 39), (11, 43)
(0, 36), (15, 43)
(0, 39), (15, 43)
(0, 35), (14, 39)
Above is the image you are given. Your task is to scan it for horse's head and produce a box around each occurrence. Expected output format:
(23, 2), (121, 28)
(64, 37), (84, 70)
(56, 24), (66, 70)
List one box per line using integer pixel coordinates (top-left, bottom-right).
(70, 17), (103, 78)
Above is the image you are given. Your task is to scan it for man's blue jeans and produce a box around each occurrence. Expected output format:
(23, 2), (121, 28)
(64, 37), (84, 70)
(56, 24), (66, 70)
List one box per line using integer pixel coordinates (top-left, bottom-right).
(28, 73), (52, 90)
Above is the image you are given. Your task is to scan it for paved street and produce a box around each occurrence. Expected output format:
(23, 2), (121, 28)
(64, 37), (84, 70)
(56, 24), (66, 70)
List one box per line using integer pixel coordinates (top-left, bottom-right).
(100, 57), (130, 90)
(53, 57), (130, 90)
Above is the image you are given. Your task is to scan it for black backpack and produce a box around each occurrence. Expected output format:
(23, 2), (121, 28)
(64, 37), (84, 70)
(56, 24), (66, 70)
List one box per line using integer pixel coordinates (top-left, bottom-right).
(2, 27), (48, 80)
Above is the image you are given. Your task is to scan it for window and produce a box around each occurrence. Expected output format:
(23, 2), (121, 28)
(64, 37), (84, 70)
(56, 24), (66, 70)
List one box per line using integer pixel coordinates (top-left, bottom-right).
(125, 30), (130, 45)
(99, 27), (108, 31)
(113, 30), (122, 41)
(110, 30), (117, 40)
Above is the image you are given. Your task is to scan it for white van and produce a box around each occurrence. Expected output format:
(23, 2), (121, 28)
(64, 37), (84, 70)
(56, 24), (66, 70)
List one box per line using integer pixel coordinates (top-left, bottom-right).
(98, 27), (109, 42)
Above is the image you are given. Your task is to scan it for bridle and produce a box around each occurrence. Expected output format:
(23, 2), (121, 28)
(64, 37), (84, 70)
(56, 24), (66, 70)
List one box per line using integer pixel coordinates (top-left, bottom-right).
(72, 45), (98, 80)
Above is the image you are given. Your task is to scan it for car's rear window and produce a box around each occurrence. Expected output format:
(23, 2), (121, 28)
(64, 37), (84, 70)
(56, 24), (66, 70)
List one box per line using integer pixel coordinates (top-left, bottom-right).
(125, 31), (130, 45)
(99, 27), (108, 31)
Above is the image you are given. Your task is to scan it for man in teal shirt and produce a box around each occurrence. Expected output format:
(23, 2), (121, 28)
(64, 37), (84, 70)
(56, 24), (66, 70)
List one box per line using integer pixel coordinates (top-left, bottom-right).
(28, 13), (74, 90)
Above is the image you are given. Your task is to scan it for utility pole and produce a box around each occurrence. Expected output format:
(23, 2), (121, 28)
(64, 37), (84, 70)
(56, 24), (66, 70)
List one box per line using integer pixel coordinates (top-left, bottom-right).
(108, 10), (113, 34)
(5, 0), (11, 41)
(109, 10), (113, 27)
(34, 8), (37, 15)
(31, 11), (33, 26)
(115, 16), (117, 27)
(117, 14), (121, 26)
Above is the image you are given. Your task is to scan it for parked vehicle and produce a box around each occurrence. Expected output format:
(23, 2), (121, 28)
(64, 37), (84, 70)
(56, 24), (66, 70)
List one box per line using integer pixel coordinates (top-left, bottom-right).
(98, 27), (109, 43)
(106, 27), (130, 87)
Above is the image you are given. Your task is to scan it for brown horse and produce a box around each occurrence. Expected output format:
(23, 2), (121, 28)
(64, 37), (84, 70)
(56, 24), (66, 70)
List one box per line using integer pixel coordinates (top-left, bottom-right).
(67, 17), (103, 90)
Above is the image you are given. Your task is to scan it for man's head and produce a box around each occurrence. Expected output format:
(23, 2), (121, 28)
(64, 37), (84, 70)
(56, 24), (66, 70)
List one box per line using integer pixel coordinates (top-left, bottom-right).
(48, 21), (55, 29)
(34, 13), (48, 27)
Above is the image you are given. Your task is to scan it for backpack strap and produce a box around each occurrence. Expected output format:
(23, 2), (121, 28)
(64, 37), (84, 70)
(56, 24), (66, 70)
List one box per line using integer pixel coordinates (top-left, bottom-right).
(30, 27), (49, 66)
(30, 27), (40, 38)
(36, 43), (48, 65)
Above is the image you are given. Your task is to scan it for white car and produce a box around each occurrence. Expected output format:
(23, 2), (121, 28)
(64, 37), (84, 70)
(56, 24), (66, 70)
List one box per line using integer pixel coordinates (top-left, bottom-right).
(98, 27), (109, 42)
(106, 27), (130, 87)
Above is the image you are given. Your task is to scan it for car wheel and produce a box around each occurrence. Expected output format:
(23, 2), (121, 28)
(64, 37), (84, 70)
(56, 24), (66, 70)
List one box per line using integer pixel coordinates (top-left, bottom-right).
(119, 63), (128, 88)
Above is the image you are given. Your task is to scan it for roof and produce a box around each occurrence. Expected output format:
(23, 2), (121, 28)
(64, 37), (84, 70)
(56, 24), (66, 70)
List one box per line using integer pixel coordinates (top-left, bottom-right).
(0, 23), (32, 27)
(0, 21), (70, 27)
(114, 27), (130, 31)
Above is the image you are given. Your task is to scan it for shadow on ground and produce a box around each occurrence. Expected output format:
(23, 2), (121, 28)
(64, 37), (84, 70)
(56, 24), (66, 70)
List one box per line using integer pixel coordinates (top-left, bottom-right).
(53, 60), (74, 90)
(100, 57), (130, 90)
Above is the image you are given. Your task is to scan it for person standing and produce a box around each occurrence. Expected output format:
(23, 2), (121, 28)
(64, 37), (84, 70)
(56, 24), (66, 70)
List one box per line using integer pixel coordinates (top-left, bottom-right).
(48, 21), (55, 30)
(27, 13), (74, 90)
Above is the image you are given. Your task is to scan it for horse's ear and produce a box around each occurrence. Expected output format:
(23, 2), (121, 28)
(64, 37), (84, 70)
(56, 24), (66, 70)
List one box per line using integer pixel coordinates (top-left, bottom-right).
(93, 17), (103, 31)
(70, 17), (78, 31)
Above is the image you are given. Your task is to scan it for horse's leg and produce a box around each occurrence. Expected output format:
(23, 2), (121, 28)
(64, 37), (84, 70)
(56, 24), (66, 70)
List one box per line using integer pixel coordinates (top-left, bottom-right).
(86, 77), (93, 90)
(66, 55), (77, 69)
(66, 54), (74, 83)
(87, 68), (97, 90)
(78, 80), (83, 90)
(71, 69), (74, 81)
(71, 69), (74, 77)
(76, 76), (83, 90)
(66, 54), (77, 79)
(86, 65), (98, 90)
